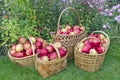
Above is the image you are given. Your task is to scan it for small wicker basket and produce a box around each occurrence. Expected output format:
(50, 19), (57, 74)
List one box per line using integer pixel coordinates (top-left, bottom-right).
(51, 7), (86, 60)
(8, 38), (36, 67)
(35, 43), (68, 78)
(74, 31), (110, 72)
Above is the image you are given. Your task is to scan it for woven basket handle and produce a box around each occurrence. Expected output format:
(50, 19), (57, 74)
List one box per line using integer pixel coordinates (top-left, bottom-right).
(57, 7), (81, 32)
(28, 38), (35, 55)
(49, 43), (61, 59)
(91, 31), (110, 46)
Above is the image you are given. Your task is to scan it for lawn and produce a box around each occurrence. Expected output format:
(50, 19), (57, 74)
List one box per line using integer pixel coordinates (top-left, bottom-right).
(0, 40), (120, 80)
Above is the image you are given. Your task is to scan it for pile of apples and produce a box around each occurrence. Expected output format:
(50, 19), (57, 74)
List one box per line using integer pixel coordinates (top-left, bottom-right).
(78, 33), (108, 55)
(38, 42), (67, 62)
(10, 36), (47, 58)
(57, 25), (85, 36)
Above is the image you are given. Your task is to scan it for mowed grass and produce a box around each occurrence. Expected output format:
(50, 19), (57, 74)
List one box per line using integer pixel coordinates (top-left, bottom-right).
(0, 41), (120, 80)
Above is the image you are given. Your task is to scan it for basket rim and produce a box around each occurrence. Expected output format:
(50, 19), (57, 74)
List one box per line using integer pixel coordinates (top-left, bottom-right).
(56, 29), (86, 37)
(8, 49), (36, 60)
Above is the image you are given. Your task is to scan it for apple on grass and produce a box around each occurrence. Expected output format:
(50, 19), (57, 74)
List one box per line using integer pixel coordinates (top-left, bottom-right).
(19, 37), (27, 44)
(15, 44), (24, 52)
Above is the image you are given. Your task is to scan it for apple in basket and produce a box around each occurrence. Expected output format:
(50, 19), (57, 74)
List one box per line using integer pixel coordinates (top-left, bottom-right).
(48, 52), (58, 61)
(15, 52), (25, 58)
(46, 45), (55, 53)
(69, 32), (76, 36)
(89, 49), (98, 55)
(95, 46), (105, 54)
(36, 37), (44, 43)
(15, 44), (24, 52)
(23, 41), (31, 50)
(26, 48), (33, 56)
(11, 44), (16, 50)
(40, 56), (49, 61)
(19, 37), (27, 44)
(10, 49), (16, 57)
(89, 38), (101, 47)
(54, 42), (62, 49)
(58, 47), (67, 58)
(61, 28), (68, 35)
(39, 48), (49, 56)
(99, 34), (105, 40)
(29, 36), (36, 44)
(35, 41), (43, 49)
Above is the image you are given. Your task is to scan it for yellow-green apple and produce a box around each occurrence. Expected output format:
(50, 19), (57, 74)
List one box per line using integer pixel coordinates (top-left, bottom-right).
(15, 44), (24, 52)
(99, 34), (105, 40)
(65, 24), (71, 30)
(69, 32), (75, 36)
(90, 49), (98, 55)
(29, 36), (36, 43)
(61, 28), (68, 35)
(40, 56), (49, 61)
(54, 42), (62, 49)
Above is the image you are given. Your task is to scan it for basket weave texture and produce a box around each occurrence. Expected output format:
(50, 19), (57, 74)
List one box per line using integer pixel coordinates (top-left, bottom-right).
(74, 31), (110, 72)
(35, 43), (68, 78)
(52, 7), (86, 60)
(8, 38), (38, 67)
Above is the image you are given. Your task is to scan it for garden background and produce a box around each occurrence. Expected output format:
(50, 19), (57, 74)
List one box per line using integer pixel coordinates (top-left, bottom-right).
(0, 0), (120, 80)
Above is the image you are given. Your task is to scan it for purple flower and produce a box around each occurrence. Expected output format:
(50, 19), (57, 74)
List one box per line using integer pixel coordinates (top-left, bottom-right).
(118, 9), (120, 13)
(112, 6), (117, 11)
(108, 13), (113, 16)
(116, 4), (120, 8)
(104, 9), (109, 12)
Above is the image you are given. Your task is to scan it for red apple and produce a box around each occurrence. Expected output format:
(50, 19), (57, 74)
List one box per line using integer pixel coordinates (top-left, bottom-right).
(40, 56), (49, 61)
(89, 34), (99, 38)
(96, 46), (105, 54)
(29, 36), (36, 43)
(11, 44), (16, 50)
(21, 50), (26, 57)
(46, 45), (55, 53)
(35, 41), (43, 49)
(26, 48), (33, 56)
(54, 42), (62, 49)
(73, 25), (80, 30)
(48, 52), (58, 61)
(99, 34), (105, 40)
(15, 52), (24, 58)
(89, 38), (101, 47)
(15, 44), (24, 52)
(35, 48), (41, 54)
(10, 49), (16, 57)
(19, 37), (27, 44)
(79, 26), (84, 31)
(81, 46), (91, 54)
(73, 28), (81, 34)
(59, 47), (67, 58)
(23, 42), (31, 50)
(36, 37), (44, 43)
(39, 48), (49, 57)
(67, 28), (73, 34)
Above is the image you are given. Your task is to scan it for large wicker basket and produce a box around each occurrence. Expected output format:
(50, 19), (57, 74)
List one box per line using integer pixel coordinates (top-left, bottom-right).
(51, 7), (86, 60)
(74, 31), (110, 72)
(8, 38), (36, 67)
(35, 44), (68, 78)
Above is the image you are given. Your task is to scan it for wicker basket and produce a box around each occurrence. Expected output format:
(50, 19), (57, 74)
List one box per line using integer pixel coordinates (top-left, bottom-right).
(51, 7), (86, 60)
(8, 38), (36, 67)
(74, 31), (110, 72)
(35, 43), (68, 78)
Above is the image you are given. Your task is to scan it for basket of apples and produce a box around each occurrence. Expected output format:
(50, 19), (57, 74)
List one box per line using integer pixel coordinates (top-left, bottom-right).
(51, 7), (86, 60)
(74, 31), (110, 72)
(8, 36), (48, 67)
(35, 42), (68, 78)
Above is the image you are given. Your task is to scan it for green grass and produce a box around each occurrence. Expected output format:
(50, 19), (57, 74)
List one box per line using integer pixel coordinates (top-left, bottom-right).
(0, 41), (120, 80)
